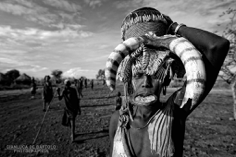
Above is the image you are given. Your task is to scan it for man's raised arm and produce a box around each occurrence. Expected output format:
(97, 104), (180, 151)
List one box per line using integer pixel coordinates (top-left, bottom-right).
(168, 22), (230, 114)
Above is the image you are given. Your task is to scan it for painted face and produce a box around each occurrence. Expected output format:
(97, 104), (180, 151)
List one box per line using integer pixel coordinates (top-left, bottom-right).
(131, 71), (163, 106)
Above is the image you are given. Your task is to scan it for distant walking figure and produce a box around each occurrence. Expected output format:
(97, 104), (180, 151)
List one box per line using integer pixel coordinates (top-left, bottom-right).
(42, 75), (53, 112)
(75, 79), (83, 98)
(80, 78), (83, 89)
(90, 79), (94, 90)
(57, 79), (81, 142)
(30, 77), (37, 99)
(84, 79), (87, 88)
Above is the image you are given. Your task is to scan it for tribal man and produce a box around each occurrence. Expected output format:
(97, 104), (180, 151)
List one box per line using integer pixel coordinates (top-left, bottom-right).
(30, 77), (37, 99)
(106, 7), (229, 157)
(57, 79), (81, 142)
(75, 78), (83, 98)
(42, 75), (53, 112)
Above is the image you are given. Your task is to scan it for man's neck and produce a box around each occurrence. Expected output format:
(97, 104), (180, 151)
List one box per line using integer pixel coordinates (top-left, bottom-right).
(130, 101), (163, 129)
(135, 101), (162, 119)
(65, 86), (71, 90)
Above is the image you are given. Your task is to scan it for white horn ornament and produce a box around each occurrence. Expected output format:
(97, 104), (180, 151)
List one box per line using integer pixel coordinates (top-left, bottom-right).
(105, 37), (144, 91)
(169, 37), (206, 108)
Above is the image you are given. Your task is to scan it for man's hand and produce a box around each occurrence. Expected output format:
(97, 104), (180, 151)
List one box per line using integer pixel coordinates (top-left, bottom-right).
(162, 14), (179, 35)
(162, 13), (173, 26)
(141, 32), (177, 49)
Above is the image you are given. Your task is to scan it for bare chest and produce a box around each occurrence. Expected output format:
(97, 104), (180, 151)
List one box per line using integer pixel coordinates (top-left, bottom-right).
(127, 110), (177, 157)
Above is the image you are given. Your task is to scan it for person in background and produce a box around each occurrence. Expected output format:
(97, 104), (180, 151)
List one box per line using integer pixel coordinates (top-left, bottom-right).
(42, 75), (54, 112)
(90, 79), (94, 90)
(84, 78), (87, 88)
(57, 79), (81, 142)
(75, 79), (83, 98)
(30, 77), (37, 99)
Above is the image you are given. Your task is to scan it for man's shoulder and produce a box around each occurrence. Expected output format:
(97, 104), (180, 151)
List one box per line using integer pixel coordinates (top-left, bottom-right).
(110, 111), (120, 123)
(69, 87), (78, 94)
(70, 86), (77, 91)
(44, 82), (52, 87)
(109, 111), (120, 133)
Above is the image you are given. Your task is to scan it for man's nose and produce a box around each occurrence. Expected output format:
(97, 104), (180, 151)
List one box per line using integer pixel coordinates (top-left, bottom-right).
(142, 75), (153, 88)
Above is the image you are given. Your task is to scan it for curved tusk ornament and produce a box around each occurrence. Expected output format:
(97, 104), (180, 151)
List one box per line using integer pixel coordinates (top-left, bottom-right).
(169, 37), (206, 108)
(105, 37), (144, 91)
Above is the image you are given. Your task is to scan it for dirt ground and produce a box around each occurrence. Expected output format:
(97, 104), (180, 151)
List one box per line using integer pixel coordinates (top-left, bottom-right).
(0, 84), (236, 157)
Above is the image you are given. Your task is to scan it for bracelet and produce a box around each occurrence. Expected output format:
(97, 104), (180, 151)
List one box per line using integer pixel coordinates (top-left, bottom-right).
(166, 22), (177, 34)
(174, 23), (186, 36)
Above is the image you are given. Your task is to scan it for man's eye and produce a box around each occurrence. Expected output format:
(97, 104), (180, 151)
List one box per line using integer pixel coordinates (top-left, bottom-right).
(151, 74), (158, 79)
(133, 73), (143, 78)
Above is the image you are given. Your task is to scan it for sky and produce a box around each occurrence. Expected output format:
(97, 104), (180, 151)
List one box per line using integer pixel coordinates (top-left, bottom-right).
(0, 0), (235, 79)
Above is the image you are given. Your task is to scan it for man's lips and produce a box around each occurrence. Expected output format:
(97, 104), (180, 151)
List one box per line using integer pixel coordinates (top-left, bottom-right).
(135, 92), (154, 97)
(134, 94), (157, 104)
(136, 93), (152, 97)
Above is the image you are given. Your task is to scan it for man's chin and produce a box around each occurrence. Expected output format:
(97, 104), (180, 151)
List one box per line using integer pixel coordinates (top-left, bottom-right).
(132, 95), (158, 106)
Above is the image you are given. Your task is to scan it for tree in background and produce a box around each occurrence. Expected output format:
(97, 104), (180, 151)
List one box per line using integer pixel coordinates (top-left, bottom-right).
(51, 69), (63, 84)
(15, 73), (31, 85)
(218, 8), (236, 120)
(5, 69), (20, 84)
(0, 73), (8, 85)
(96, 69), (105, 79)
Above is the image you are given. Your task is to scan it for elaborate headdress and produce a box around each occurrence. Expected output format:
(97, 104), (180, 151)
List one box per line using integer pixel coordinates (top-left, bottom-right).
(105, 7), (185, 93)
(121, 7), (169, 40)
